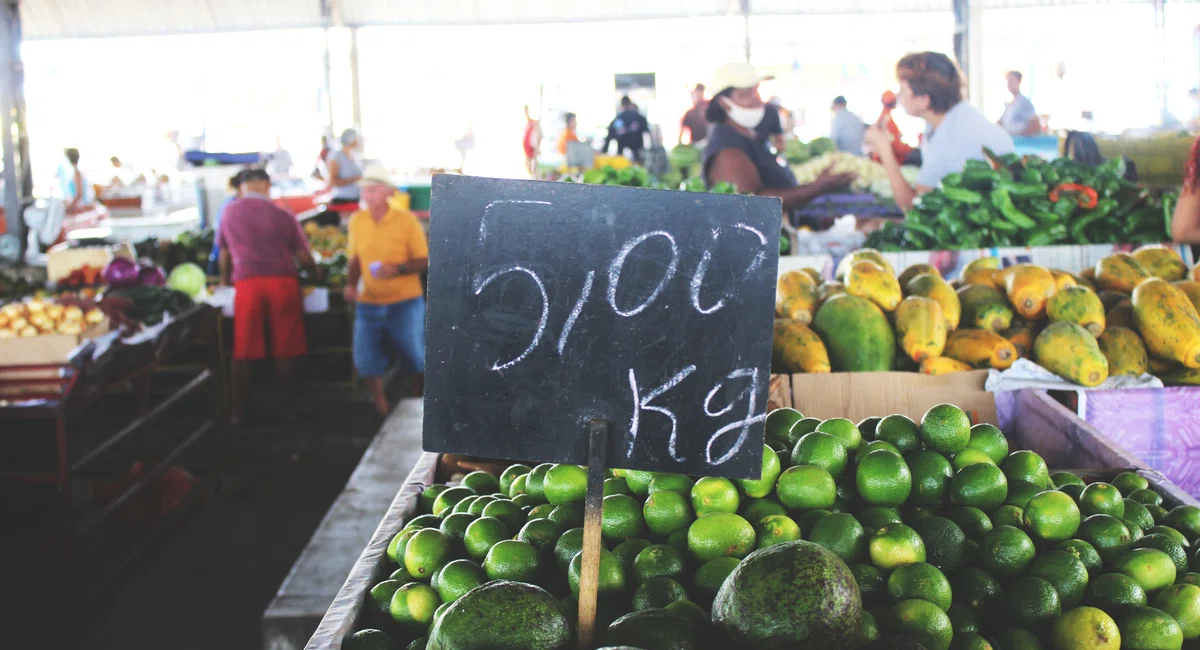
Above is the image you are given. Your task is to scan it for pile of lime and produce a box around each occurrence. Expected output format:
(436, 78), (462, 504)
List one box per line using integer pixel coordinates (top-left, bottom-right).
(346, 403), (1200, 650)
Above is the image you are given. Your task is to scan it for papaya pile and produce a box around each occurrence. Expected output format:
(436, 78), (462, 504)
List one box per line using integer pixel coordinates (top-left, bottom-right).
(773, 247), (1200, 387)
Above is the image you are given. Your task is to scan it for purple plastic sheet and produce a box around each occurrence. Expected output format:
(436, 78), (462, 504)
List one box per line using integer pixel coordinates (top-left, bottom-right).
(1080, 387), (1200, 497)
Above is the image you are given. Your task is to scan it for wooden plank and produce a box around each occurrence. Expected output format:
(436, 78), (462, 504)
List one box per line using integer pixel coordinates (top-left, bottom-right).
(575, 419), (608, 649)
(767, 373), (792, 411)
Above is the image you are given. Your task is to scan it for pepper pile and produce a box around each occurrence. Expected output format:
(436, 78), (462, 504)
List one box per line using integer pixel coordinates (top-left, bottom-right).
(866, 153), (1177, 251)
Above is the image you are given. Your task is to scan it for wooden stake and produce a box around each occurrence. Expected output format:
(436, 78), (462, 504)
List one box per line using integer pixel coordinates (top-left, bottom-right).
(576, 418), (609, 649)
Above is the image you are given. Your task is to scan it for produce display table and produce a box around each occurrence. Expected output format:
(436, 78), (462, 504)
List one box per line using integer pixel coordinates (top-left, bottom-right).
(0, 304), (224, 599)
(795, 192), (902, 223)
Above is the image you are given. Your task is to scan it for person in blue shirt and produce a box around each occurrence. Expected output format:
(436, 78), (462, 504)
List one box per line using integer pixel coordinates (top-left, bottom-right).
(208, 170), (246, 274)
(998, 71), (1041, 136)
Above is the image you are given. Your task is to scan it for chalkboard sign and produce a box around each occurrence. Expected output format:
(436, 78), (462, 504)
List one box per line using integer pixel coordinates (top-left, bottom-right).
(423, 176), (781, 479)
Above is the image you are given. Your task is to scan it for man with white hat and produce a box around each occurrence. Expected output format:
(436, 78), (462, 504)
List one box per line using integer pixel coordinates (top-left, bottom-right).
(343, 164), (429, 414)
(703, 62), (854, 218)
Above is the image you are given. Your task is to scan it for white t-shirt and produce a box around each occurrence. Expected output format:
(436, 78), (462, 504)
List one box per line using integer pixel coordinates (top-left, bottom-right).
(917, 102), (1015, 188)
(1000, 94), (1038, 135)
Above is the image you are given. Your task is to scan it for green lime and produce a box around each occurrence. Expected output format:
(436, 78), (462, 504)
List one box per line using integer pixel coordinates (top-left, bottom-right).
(1130, 489), (1165, 508)
(462, 517), (508, 562)
(764, 407), (804, 448)
(603, 477), (632, 497)
(740, 497), (787, 524)
(1029, 550), (1090, 608)
(690, 476), (740, 516)
(859, 610), (881, 645)
(687, 512), (755, 562)
(692, 556), (741, 605)
(950, 463), (1008, 510)
(369, 580), (403, 615)
(1025, 489), (1083, 542)
(1006, 576), (1062, 629)
(787, 417), (823, 448)
(548, 502), (584, 528)
(1147, 504), (1172, 524)
(1114, 606), (1184, 650)
(1057, 538), (1104, 576)
(420, 484), (449, 514)
(403, 528), (453, 581)
(869, 523), (927, 571)
(876, 414), (922, 454)
(791, 432), (849, 478)
(1086, 572), (1148, 611)
(664, 599), (708, 625)
(439, 512), (477, 544)
(1153, 583), (1200, 639)
(344, 629), (394, 650)
(992, 628), (1042, 650)
(1005, 480), (1043, 509)
(567, 548), (625, 598)
(388, 566), (415, 584)
(966, 423), (1009, 464)
(859, 416), (883, 441)
(611, 538), (652, 573)
(542, 464), (587, 505)
(516, 517), (562, 554)
(482, 539), (540, 582)
(856, 450), (913, 507)
(855, 440), (902, 465)
(1114, 471), (1151, 496)
(950, 632), (992, 650)
(1050, 606), (1120, 650)
(666, 529), (688, 556)
(508, 474), (529, 499)
(387, 528), (419, 564)
(498, 464), (531, 495)
(755, 514), (802, 549)
(553, 527), (584, 572)
(1080, 482), (1126, 519)
(1079, 514), (1134, 564)
(910, 516), (967, 573)
(433, 486), (476, 516)
(797, 508), (833, 533)
(525, 463), (554, 501)
(1152, 526), (1191, 550)
(389, 582), (440, 630)
(897, 452), (949, 511)
(1180, 572), (1200, 586)
(950, 448), (996, 472)
(888, 562), (952, 611)
(978, 525), (1036, 578)
(467, 495), (497, 517)
(1137, 534), (1190, 574)
(737, 445), (782, 498)
(1059, 483), (1085, 502)
(600, 494), (646, 542)
(622, 470), (656, 496)
(947, 603), (979, 636)
(643, 490), (694, 537)
(1052, 471), (1086, 488)
(1001, 450), (1051, 489)
(776, 464), (837, 511)
(632, 543), (686, 583)
(950, 567), (1001, 610)
(884, 599), (954, 650)
(631, 576), (688, 611)
(919, 403), (971, 455)
(1115, 548), (1178, 593)
(405, 514), (443, 531)
(990, 504), (1025, 529)
(1126, 501), (1157, 532)
(461, 471), (500, 495)
(481, 499), (523, 531)
(851, 562), (887, 604)
(859, 506), (903, 531)
(431, 559), (485, 603)
(817, 417), (863, 451)
(526, 503), (554, 521)
(1127, 520), (1147, 544)
(945, 506), (993, 542)
(807, 512), (866, 562)
(644, 474), (690, 497)
(1168, 506), (1200, 541)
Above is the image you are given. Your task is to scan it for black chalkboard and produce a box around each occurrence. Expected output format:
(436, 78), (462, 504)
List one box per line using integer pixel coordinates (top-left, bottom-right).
(423, 175), (781, 479)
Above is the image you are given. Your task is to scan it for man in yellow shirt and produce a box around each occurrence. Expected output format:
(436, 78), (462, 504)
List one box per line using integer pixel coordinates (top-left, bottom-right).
(343, 164), (429, 415)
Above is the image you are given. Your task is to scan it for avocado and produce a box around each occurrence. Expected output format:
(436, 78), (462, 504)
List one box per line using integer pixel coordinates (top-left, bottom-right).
(600, 609), (700, 650)
(712, 540), (863, 649)
(426, 580), (570, 650)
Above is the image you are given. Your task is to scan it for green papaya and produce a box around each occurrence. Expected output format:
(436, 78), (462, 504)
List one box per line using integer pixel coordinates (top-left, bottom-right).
(956, 284), (1014, 333)
(811, 293), (895, 371)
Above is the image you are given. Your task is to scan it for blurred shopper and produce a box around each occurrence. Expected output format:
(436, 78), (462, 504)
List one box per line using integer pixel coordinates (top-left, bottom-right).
(704, 62), (854, 215)
(1171, 134), (1200, 245)
(998, 71), (1041, 136)
(313, 134), (331, 180)
(679, 83), (709, 145)
(756, 97), (787, 154)
(267, 136), (293, 179)
(864, 52), (1013, 210)
(58, 148), (96, 214)
(603, 96), (648, 160)
(208, 169), (246, 274)
(830, 96), (867, 155)
(313, 129), (363, 226)
(454, 123), (475, 172)
(557, 113), (580, 156)
(343, 164), (429, 415)
(871, 91), (917, 165)
(217, 169), (319, 425)
(522, 105), (542, 178)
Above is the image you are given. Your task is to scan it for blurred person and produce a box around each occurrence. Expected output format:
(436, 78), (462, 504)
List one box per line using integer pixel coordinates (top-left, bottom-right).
(830, 96), (867, 155)
(679, 83), (709, 145)
(1189, 89), (1200, 131)
(998, 71), (1041, 136)
(267, 136), (293, 179)
(208, 169), (246, 274)
(217, 168), (319, 425)
(314, 129), (363, 226)
(312, 134), (331, 180)
(864, 52), (1013, 211)
(603, 96), (648, 160)
(343, 164), (429, 415)
(58, 148), (96, 214)
(557, 113), (580, 156)
(454, 123), (475, 172)
(871, 91), (917, 164)
(703, 62), (855, 215)
(756, 96), (787, 154)
(522, 105), (542, 178)
(1170, 134), (1200, 246)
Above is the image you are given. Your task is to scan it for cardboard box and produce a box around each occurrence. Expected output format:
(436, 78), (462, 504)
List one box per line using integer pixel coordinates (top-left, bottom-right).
(0, 322), (109, 397)
(789, 370), (997, 425)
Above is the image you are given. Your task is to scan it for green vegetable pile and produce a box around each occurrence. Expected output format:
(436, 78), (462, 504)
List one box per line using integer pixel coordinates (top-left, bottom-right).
(866, 153), (1177, 252)
(106, 286), (194, 325)
(573, 165), (739, 195)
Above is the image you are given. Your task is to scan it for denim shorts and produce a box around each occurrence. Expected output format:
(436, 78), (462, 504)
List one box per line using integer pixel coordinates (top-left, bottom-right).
(353, 297), (426, 377)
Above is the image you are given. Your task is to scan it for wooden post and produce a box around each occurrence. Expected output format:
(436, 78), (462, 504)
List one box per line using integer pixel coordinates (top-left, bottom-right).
(576, 418), (609, 649)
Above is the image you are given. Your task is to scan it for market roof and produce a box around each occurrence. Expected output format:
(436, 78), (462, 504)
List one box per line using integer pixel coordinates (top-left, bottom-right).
(18, 0), (1165, 40)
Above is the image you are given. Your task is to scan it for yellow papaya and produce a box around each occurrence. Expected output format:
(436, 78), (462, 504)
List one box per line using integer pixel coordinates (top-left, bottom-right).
(920, 356), (974, 375)
(777, 270), (815, 300)
(801, 267), (823, 285)
(1159, 368), (1200, 386)
(905, 273), (961, 330)
(1172, 280), (1200, 312)
(898, 263), (940, 291)
(846, 260), (902, 312)
(895, 296), (948, 363)
(818, 281), (847, 305)
(1095, 252), (1153, 294)
(956, 284), (1014, 333)
(944, 329), (1018, 370)
(772, 320), (832, 374)
(1046, 286), (1106, 337)
(1107, 304), (1137, 330)
(1002, 265), (1058, 320)
(1097, 291), (1129, 313)
(1033, 321), (1110, 387)
(1132, 278), (1200, 369)
(1097, 326), (1149, 376)
(1133, 245), (1188, 281)
(777, 282), (819, 324)
(1070, 272), (1096, 291)
(834, 249), (894, 281)
(962, 256), (1001, 277)
(962, 267), (1000, 287)
(1003, 326), (1036, 359)
(1048, 269), (1078, 292)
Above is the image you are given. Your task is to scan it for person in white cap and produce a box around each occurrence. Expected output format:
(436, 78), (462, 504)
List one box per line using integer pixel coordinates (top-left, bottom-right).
(704, 62), (854, 217)
(343, 164), (429, 415)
